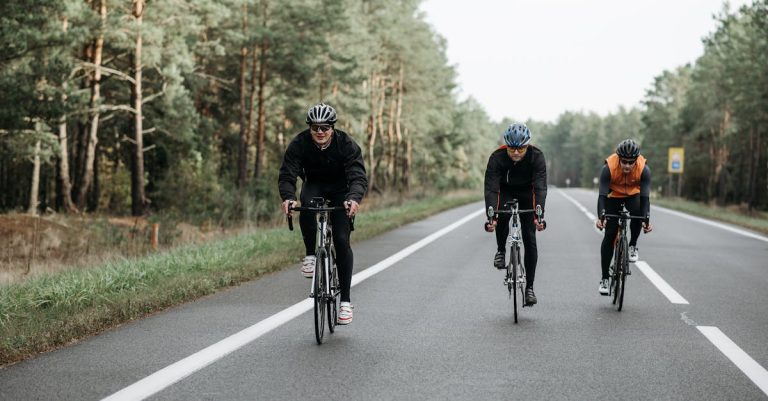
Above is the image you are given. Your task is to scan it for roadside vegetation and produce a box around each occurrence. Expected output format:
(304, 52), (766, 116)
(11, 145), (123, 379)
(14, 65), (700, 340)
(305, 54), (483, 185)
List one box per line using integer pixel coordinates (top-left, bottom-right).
(655, 197), (768, 235)
(0, 192), (479, 366)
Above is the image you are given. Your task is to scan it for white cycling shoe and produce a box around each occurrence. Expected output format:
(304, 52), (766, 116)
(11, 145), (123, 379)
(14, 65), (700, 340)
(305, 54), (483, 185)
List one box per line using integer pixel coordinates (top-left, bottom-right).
(629, 246), (639, 262)
(337, 302), (353, 325)
(301, 255), (316, 278)
(598, 279), (610, 296)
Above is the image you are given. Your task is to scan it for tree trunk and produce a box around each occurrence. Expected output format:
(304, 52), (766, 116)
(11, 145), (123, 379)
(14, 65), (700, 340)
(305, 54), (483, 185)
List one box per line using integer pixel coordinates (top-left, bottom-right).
(130, 0), (147, 216)
(236, 3), (249, 189)
(253, 36), (269, 180)
(394, 61), (404, 191)
(76, 0), (106, 210)
(402, 132), (412, 191)
(28, 139), (42, 215)
(374, 76), (386, 190)
(748, 127), (760, 212)
(57, 117), (76, 212)
(366, 74), (378, 192)
(253, 0), (269, 180)
(385, 82), (396, 189)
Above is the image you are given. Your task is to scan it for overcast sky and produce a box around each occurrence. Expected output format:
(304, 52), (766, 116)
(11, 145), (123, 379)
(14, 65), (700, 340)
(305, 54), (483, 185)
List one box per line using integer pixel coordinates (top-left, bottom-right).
(419, 0), (751, 123)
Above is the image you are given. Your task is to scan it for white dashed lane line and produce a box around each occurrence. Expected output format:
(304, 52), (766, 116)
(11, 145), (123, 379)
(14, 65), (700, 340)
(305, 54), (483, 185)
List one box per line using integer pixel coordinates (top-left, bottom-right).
(558, 188), (768, 397)
(698, 326), (768, 397)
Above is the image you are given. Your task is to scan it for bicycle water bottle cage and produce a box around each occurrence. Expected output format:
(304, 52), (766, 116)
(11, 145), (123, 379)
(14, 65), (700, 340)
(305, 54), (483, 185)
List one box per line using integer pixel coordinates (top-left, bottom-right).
(310, 197), (327, 207)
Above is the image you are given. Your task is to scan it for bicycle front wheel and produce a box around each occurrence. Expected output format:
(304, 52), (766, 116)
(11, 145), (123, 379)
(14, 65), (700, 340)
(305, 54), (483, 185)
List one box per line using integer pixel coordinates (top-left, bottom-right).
(313, 251), (327, 344)
(327, 256), (339, 333)
(612, 237), (627, 308)
(511, 245), (519, 323)
(618, 245), (628, 311)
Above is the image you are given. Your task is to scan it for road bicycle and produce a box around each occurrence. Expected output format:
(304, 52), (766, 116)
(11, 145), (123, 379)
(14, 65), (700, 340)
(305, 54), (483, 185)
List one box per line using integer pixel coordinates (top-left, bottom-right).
(487, 200), (544, 323)
(288, 197), (349, 344)
(599, 203), (648, 311)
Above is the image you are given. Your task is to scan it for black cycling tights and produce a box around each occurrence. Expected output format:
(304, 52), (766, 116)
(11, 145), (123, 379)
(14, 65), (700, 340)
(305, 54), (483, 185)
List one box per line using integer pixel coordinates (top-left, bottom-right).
(299, 183), (353, 303)
(600, 196), (642, 279)
(495, 191), (538, 288)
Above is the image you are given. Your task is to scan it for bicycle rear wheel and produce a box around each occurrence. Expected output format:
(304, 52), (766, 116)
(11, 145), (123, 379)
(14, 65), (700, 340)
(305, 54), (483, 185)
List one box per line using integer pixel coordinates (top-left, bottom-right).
(313, 251), (327, 344)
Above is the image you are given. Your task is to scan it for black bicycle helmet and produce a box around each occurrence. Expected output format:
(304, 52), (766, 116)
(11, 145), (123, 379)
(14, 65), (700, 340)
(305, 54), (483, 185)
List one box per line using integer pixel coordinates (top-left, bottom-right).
(306, 102), (337, 125)
(503, 123), (531, 147)
(616, 139), (640, 159)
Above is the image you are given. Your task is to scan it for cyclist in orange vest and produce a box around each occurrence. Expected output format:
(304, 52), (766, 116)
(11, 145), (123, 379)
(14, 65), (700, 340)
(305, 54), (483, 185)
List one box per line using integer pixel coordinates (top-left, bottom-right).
(595, 139), (653, 295)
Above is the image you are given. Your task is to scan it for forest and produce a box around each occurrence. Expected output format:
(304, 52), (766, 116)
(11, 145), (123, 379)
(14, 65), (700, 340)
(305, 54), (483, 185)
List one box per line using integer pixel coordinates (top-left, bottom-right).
(1, 0), (766, 224)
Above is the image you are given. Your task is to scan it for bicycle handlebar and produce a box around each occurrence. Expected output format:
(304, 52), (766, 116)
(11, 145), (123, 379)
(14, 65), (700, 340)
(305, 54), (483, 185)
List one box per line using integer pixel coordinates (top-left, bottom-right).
(598, 209), (649, 231)
(286, 204), (354, 231)
(486, 203), (546, 230)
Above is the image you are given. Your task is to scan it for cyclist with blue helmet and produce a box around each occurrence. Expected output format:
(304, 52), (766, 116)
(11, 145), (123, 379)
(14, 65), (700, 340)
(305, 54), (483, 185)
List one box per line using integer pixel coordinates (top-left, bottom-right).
(484, 123), (547, 306)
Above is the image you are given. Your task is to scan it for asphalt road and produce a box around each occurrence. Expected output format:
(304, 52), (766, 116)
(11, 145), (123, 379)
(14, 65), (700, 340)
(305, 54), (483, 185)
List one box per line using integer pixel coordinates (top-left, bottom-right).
(1, 188), (767, 401)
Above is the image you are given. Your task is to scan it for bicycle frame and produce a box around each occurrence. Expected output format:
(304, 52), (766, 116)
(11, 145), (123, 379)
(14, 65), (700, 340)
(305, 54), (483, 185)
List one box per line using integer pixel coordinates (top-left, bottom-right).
(601, 203), (647, 311)
(487, 200), (543, 323)
(287, 197), (346, 343)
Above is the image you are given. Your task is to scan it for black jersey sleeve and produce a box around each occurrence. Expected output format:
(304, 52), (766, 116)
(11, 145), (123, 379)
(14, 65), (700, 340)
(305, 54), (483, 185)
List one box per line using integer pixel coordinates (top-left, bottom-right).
(278, 137), (303, 201)
(342, 137), (368, 203)
(532, 150), (547, 211)
(597, 164), (611, 216)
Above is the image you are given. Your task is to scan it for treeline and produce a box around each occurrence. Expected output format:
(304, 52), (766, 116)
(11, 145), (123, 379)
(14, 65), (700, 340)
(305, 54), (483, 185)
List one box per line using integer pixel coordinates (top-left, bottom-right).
(0, 0), (498, 221)
(2, 1), (766, 220)
(531, 1), (768, 211)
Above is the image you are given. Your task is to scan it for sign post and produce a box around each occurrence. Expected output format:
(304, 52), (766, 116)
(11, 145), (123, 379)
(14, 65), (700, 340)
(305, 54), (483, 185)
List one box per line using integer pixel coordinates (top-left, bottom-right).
(667, 147), (684, 196)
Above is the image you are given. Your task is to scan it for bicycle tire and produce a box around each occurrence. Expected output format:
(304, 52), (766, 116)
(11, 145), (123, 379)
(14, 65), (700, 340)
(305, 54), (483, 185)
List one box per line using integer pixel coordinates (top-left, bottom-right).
(511, 245), (519, 323)
(327, 251), (338, 333)
(618, 240), (628, 311)
(613, 236), (627, 309)
(518, 248), (527, 308)
(314, 250), (327, 344)
(611, 245), (621, 305)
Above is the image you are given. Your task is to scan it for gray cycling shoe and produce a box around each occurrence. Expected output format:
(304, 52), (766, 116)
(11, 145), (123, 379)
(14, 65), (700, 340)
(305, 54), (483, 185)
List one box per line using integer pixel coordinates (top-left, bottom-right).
(525, 288), (537, 305)
(493, 251), (505, 270)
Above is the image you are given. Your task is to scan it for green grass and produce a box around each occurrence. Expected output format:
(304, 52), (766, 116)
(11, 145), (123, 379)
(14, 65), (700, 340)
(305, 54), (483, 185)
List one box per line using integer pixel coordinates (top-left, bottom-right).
(0, 192), (480, 366)
(654, 197), (768, 235)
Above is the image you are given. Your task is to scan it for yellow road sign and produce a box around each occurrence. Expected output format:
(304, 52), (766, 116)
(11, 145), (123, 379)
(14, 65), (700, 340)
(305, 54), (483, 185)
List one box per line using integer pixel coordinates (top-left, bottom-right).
(668, 147), (684, 173)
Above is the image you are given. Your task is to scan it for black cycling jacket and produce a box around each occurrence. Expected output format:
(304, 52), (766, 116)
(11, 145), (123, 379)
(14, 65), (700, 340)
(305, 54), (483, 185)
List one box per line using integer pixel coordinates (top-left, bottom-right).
(484, 145), (548, 213)
(278, 129), (368, 203)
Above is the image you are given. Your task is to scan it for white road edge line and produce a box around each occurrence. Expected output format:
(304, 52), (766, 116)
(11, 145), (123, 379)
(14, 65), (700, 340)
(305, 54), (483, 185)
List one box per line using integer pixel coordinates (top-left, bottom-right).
(697, 326), (768, 397)
(557, 188), (690, 305)
(633, 261), (688, 304)
(102, 207), (485, 401)
(654, 205), (768, 243)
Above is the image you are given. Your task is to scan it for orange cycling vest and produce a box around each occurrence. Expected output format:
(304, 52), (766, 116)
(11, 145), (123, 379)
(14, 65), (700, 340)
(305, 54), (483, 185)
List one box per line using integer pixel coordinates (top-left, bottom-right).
(606, 153), (646, 198)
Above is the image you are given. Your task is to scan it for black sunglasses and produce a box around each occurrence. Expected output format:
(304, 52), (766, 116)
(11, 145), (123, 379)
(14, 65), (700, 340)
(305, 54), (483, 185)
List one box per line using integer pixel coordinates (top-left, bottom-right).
(310, 124), (333, 133)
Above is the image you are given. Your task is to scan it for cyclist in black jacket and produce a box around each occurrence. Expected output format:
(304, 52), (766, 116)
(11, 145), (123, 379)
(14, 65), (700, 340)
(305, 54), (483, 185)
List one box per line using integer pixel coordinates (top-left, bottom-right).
(279, 103), (368, 325)
(484, 123), (547, 305)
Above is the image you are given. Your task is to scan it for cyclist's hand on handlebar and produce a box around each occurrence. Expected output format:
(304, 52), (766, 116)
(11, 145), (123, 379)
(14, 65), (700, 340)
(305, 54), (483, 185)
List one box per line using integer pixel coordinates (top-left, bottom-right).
(595, 218), (606, 230)
(282, 199), (297, 216)
(484, 219), (497, 233)
(642, 221), (653, 233)
(344, 200), (359, 217)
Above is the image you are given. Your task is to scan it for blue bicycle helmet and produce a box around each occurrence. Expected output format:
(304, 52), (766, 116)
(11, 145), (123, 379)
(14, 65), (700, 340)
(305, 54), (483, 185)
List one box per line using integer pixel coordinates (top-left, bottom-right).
(503, 123), (531, 147)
